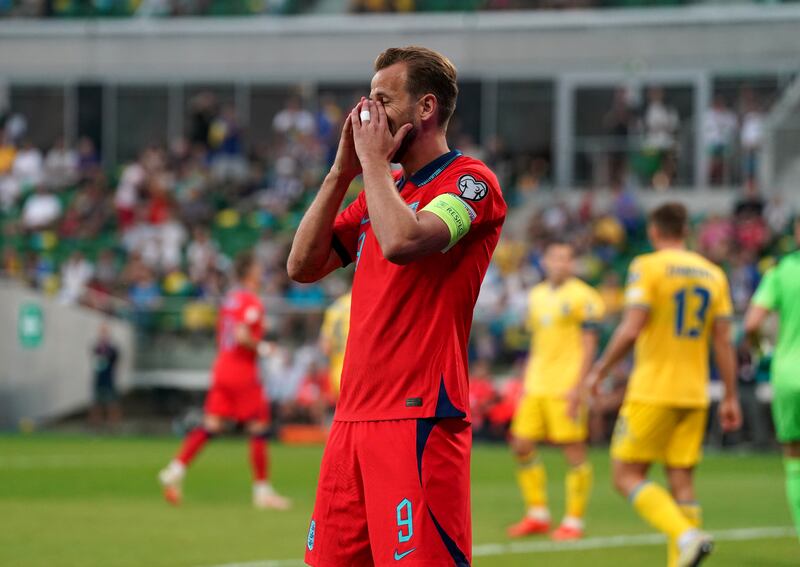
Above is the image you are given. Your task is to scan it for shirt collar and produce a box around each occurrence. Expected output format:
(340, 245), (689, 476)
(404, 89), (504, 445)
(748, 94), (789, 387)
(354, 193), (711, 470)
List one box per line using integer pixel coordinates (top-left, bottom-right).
(396, 149), (462, 190)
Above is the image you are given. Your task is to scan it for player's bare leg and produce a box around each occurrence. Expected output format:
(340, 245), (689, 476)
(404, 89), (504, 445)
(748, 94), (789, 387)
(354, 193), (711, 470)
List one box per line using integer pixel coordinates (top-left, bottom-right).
(248, 420), (291, 510)
(158, 415), (222, 506)
(784, 442), (800, 540)
(614, 461), (712, 567)
(508, 436), (550, 537)
(551, 442), (592, 541)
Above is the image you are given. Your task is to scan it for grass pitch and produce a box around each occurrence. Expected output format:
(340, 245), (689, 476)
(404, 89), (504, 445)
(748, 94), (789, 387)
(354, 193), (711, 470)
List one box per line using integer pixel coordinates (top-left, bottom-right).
(0, 434), (796, 566)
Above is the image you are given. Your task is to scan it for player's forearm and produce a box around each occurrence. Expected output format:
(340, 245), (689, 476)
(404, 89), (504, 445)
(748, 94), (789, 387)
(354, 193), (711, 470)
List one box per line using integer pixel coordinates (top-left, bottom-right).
(287, 172), (351, 282)
(714, 338), (738, 400)
(594, 325), (636, 377)
(577, 331), (599, 387)
(359, 160), (426, 264)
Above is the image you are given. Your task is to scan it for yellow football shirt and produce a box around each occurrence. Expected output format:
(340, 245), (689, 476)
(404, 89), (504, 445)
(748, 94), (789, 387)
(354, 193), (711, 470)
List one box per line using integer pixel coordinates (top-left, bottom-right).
(320, 292), (351, 394)
(524, 278), (605, 396)
(624, 249), (733, 408)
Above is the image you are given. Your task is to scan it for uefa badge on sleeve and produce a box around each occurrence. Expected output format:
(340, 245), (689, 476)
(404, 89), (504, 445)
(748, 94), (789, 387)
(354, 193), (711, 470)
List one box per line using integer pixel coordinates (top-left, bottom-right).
(307, 519), (316, 551)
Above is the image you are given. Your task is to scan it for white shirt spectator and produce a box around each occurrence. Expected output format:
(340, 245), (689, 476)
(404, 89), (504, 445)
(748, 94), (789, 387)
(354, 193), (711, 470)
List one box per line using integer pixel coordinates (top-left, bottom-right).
(44, 144), (78, 188)
(187, 234), (218, 281)
(273, 108), (315, 136)
(159, 218), (187, 271)
(740, 110), (764, 151)
(13, 146), (44, 187)
(60, 255), (94, 305)
(21, 191), (61, 229)
(644, 102), (679, 151)
(704, 106), (738, 149)
(115, 162), (145, 210)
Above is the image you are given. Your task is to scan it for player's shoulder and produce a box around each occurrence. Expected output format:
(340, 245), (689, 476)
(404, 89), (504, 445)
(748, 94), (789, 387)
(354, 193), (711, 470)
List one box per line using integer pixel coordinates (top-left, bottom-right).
(629, 251), (657, 271)
(441, 155), (503, 203)
(570, 277), (601, 299)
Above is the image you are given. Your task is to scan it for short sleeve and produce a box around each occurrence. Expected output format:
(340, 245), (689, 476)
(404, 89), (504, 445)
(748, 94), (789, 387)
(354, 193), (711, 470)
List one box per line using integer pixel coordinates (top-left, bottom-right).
(332, 193), (366, 268)
(752, 267), (779, 311)
(420, 163), (506, 252)
(624, 257), (655, 309)
(713, 272), (734, 320)
(580, 287), (606, 329)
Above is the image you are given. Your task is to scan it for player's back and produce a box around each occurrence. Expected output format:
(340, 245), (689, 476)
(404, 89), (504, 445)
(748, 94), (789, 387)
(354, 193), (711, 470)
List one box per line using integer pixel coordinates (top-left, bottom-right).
(625, 248), (732, 408)
(212, 288), (263, 386)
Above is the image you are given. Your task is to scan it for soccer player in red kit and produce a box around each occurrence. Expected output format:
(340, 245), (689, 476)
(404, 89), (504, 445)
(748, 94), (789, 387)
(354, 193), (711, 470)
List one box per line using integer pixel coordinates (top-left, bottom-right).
(158, 252), (290, 510)
(288, 46), (507, 566)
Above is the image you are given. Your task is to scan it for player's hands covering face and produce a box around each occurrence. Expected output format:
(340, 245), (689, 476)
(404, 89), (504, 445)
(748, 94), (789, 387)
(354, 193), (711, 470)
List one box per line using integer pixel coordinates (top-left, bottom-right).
(332, 107), (362, 181)
(351, 98), (413, 166)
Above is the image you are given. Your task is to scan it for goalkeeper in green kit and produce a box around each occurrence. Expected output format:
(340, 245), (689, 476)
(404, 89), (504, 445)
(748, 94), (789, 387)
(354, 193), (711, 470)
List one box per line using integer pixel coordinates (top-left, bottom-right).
(745, 217), (800, 541)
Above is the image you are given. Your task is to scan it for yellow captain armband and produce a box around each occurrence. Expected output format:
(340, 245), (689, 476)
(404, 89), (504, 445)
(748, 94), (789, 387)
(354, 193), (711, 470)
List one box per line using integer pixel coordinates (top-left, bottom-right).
(421, 193), (476, 252)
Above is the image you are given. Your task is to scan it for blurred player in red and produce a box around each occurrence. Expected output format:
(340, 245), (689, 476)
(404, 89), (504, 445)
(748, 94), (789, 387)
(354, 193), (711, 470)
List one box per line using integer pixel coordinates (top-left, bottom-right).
(158, 251), (290, 510)
(288, 46), (506, 566)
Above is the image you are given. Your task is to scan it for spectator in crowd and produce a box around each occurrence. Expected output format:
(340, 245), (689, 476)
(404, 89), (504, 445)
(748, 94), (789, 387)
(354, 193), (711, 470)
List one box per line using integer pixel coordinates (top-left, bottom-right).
(89, 322), (122, 427)
(13, 139), (44, 189)
(642, 86), (679, 189)
(186, 226), (218, 284)
(272, 94), (315, 139)
(128, 267), (162, 330)
(208, 104), (247, 181)
(60, 250), (94, 305)
(115, 156), (146, 230)
(61, 177), (112, 239)
(21, 185), (61, 231)
(739, 95), (764, 191)
(603, 86), (634, 185)
(77, 136), (101, 180)
(704, 95), (738, 186)
(0, 130), (17, 175)
(44, 137), (78, 189)
(158, 209), (188, 272)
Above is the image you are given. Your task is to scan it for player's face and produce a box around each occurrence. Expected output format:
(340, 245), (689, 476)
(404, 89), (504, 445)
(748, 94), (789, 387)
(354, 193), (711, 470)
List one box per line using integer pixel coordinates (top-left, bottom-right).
(247, 262), (263, 290)
(369, 63), (418, 160)
(543, 244), (574, 283)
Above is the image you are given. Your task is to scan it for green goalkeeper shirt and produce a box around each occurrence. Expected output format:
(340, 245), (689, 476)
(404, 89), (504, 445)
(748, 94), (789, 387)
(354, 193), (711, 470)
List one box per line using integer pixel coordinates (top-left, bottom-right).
(752, 251), (800, 391)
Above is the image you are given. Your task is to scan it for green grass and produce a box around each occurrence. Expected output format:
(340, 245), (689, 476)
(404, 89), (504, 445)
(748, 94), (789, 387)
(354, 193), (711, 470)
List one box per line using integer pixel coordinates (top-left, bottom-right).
(0, 435), (796, 566)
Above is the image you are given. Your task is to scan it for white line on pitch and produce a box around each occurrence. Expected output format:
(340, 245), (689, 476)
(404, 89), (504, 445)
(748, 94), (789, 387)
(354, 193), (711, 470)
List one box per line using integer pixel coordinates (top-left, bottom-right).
(203, 525), (797, 567)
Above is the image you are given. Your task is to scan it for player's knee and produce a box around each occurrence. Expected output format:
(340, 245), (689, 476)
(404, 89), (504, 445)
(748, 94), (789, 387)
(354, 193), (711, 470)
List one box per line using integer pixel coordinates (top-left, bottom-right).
(247, 422), (270, 438)
(203, 416), (223, 434)
(510, 437), (535, 460)
(611, 463), (637, 496)
(785, 442), (800, 458)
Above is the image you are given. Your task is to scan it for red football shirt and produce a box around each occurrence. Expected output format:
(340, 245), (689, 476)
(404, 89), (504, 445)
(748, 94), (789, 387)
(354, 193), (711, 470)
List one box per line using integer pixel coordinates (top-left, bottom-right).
(331, 150), (507, 421)
(211, 288), (264, 387)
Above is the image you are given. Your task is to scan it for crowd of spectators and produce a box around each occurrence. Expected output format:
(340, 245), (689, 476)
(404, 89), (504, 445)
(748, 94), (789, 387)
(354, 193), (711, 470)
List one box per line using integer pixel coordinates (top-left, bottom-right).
(0, 91), (346, 327)
(0, 0), (309, 18)
(1, 85), (795, 444)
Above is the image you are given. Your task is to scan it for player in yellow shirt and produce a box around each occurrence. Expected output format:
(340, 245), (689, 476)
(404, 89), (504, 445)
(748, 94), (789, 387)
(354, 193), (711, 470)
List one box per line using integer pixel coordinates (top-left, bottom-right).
(582, 203), (741, 567)
(318, 291), (351, 398)
(508, 240), (605, 541)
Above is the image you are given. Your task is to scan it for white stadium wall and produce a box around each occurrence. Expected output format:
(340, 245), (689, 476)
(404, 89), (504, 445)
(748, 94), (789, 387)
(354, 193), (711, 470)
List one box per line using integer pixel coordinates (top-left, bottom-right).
(0, 280), (135, 428)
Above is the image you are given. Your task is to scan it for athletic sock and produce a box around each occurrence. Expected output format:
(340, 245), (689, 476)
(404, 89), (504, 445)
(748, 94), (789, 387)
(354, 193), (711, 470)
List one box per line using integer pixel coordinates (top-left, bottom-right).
(565, 462), (593, 523)
(250, 434), (269, 483)
(516, 452), (549, 519)
(668, 501), (702, 567)
(630, 481), (694, 541)
(786, 458), (800, 540)
(177, 427), (211, 466)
